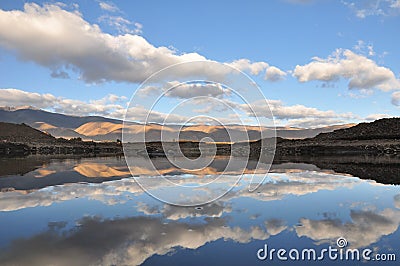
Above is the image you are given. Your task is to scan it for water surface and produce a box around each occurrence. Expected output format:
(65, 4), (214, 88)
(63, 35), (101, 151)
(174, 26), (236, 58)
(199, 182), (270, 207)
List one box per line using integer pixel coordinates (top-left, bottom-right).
(0, 156), (398, 265)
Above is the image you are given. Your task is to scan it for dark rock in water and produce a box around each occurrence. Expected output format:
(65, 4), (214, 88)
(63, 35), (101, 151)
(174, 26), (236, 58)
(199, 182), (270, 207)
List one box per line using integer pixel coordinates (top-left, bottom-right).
(0, 142), (30, 156)
(273, 155), (400, 185)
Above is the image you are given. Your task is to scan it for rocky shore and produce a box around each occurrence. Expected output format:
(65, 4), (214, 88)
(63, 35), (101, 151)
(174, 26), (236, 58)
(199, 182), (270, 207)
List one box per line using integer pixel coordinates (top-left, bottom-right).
(0, 122), (122, 156)
(1, 118), (399, 159)
(250, 118), (400, 158)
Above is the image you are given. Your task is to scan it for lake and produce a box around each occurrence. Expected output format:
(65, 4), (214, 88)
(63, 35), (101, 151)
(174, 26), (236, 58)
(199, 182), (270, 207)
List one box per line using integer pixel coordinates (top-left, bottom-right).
(0, 155), (398, 265)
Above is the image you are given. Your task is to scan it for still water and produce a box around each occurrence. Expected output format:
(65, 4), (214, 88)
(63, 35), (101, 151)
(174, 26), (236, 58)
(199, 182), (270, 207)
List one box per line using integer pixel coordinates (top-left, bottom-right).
(0, 156), (398, 265)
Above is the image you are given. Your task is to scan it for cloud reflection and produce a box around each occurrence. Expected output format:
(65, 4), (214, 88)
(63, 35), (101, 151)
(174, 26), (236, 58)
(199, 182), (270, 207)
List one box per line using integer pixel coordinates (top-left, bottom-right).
(0, 216), (271, 266)
(296, 208), (400, 248)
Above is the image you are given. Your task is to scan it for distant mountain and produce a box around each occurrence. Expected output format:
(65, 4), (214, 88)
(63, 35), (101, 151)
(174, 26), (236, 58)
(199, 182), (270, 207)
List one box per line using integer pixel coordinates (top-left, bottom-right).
(0, 107), (122, 128)
(0, 107), (355, 141)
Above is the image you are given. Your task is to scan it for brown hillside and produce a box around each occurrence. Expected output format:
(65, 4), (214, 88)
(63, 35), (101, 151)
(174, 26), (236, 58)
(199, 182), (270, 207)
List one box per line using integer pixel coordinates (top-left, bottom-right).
(314, 118), (400, 140)
(0, 122), (55, 143)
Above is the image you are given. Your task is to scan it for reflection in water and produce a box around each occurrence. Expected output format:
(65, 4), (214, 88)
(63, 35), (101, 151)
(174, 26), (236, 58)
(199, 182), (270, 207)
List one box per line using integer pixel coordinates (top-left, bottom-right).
(0, 171), (368, 212)
(0, 214), (288, 266)
(395, 194), (400, 209)
(0, 155), (387, 191)
(296, 208), (400, 248)
(73, 162), (130, 178)
(0, 156), (398, 265)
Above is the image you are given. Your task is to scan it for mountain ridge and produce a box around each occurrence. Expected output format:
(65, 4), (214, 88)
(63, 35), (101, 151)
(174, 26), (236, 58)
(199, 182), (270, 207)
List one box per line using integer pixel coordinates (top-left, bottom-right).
(0, 107), (357, 141)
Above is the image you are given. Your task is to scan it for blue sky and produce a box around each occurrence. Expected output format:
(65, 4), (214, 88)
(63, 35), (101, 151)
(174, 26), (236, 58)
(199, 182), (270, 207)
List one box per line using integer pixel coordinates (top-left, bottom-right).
(0, 0), (399, 127)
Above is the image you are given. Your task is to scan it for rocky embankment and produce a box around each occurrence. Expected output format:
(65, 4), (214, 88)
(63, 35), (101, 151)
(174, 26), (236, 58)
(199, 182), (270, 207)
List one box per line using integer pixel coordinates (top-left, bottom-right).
(251, 118), (400, 158)
(140, 118), (400, 158)
(272, 155), (400, 184)
(2, 118), (399, 158)
(0, 122), (122, 156)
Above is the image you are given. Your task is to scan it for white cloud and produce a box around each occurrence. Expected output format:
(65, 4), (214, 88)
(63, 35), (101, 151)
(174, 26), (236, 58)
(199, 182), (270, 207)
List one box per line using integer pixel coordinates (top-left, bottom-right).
(229, 59), (286, 81)
(265, 66), (287, 81)
(98, 15), (142, 34)
(353, 40), (375, 56)
(365, 113), (392, 121)
(0, 88), (359, 127)
(282, 117), (352, 128)
(240, 99), (356, 127)
(0, 214), (270, 266)
(293, 49), (400, 91)
(395, 194), (400, 209)
(0, 3), (209, 83)
(392, 0), (400, 8)
(0, 88), (57, 109)
(137, 201), (231, 220)
(99, 1), (120, 12)
(392, 91), (400, 106)
(344, 0), (400, 18)
(0, 3), (282, 84)
(120, 105), (189, 124)
(139, 81), (230, 99)
(229, 59), (269, 75)
(265, 219), (287, 235)
(0, 88), (126, 117)
(296, 208), (400, 248)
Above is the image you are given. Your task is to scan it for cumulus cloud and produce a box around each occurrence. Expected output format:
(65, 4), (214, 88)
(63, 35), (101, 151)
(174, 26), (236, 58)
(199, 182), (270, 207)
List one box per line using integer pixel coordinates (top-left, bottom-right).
(0, 88), (236, 124)
(365, 113), (392, 121)
(240, 99), (356, 127)
(229, 59), (286, 81)
(0, 3), (208, 83)
(282, 118), (352, 128)
(0, 3), (283, 84)
(392, 91), (400, 106)
(139, 81), (230, 99)
(50, 69), (70, 79)
(0, 88), (57, 109)
(265, 66), (287, 81)
(229, 59), (268, 75)
(268, 100), (353, 120)
(0, 88), (126, 117)
(293, 49), (400, 92)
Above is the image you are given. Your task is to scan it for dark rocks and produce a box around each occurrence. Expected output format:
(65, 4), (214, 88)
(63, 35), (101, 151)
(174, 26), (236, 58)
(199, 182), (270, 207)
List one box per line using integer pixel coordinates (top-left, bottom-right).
(0, 122), (122, 157)
(0, 142), (30, 156)
(313, 118), (400, 141)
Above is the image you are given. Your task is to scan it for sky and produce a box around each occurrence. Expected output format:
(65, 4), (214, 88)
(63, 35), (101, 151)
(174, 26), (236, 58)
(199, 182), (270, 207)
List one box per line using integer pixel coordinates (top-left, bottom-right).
(0, 0), (399, 128)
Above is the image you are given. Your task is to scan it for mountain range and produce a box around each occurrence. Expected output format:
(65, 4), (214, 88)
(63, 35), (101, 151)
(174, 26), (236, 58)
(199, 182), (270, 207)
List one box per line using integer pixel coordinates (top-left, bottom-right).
(0, 107), (355, 142)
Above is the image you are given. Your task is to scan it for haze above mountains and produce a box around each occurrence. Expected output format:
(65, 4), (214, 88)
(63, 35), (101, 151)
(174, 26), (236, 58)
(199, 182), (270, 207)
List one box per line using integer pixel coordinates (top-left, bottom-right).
(0, 107), (355, 142)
